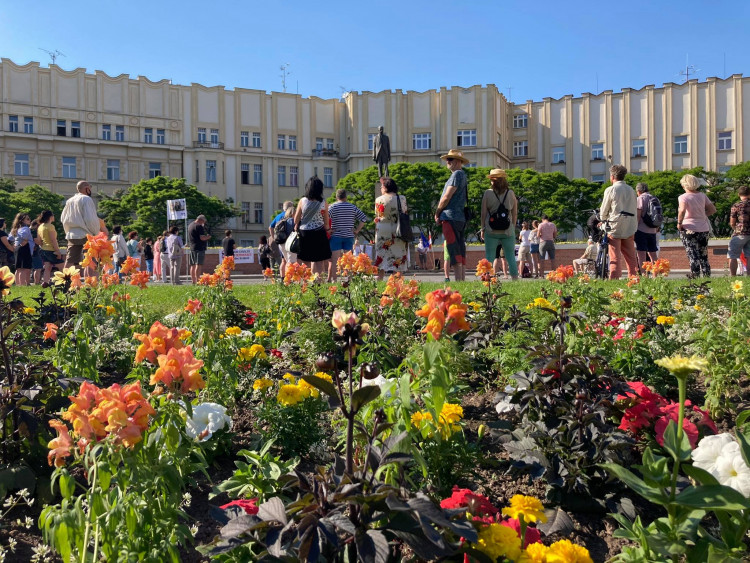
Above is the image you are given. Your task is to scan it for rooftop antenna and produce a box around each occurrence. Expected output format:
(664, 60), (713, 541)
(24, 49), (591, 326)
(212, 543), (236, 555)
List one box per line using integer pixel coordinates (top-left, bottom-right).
(339, 85), (350, 99)
(39, 48), (65, 65)
(280, 63), (291, 93)
(506, 86), (512, 102)
(679, 54), (700, 83)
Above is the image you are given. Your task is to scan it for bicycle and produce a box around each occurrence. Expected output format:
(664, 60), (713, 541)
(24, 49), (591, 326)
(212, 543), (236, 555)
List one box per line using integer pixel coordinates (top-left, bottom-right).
(587, 210), (610, 279)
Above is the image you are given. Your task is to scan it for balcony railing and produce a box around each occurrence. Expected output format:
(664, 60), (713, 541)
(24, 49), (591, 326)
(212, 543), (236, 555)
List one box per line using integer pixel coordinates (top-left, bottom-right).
(193, 141), (224, 149)
(312, 148), (338, 157)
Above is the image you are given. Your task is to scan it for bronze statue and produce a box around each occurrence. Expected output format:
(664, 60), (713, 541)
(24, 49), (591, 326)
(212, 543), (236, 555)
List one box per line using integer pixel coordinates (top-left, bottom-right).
(372, 125), (391, 177)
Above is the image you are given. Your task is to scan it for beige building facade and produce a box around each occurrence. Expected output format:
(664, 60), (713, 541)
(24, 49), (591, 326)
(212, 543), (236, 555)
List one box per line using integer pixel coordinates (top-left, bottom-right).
(1, 57), (748, 244)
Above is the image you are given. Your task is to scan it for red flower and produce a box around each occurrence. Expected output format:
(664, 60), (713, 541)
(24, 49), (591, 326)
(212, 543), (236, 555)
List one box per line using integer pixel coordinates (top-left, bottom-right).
(440, 486), (499, 517)
(269, 348), (283, 358)
(220, 498), (259, 515)
(500, 517), (542, 548)
(245, 311), (258, 326)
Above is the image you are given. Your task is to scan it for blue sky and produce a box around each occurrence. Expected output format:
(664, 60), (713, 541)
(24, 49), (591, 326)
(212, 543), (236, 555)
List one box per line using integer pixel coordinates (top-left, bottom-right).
(1, 0), (749, 103)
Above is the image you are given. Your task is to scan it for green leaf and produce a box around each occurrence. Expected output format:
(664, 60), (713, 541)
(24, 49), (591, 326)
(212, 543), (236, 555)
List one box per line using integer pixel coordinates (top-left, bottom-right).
(675, 485), (750, 511)
(3, 319), (20, 338)
(300, 375), (340, 404)
(735, 430), (750, 471)
(735, 409), (750, 430)
(661, 420), (692, 462)
(59, 471), (74, 499)
(351, 385), (381, 413)
(682, 464), (720, 486)
(54, 522), (71, 562)
(601, 463), (669, 504)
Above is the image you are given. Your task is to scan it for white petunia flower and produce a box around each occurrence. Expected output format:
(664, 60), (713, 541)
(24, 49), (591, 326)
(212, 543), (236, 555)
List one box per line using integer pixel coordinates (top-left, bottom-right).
(714, 451), (750, 497)
(361, 375), (393, 399)
(185, 402), (232, 441)
(692, 433), (738, 474)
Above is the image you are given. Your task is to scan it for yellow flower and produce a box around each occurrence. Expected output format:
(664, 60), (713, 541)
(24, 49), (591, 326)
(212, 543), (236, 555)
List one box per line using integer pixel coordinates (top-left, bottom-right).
(476, 523), (522, 562)
(277, 384), (303, 406)
(655, 355), (709, 378)
(105, 306), (116, 316)
(732, 280), (743, 292)
(546, 539), (593, 563)
(283, 373), (296, 384)
(295, 300), (302, 305)
(439, 403), (463, 437)
(314, 372), (333, 383)
(277, 322), (283, 331)
(0, 266), (14, 295)
(23, 307), (35, 314)
(238, 344), (267, 361)
(410, 411), (433, 429)
(468, 301), (481, 312)
(502, 495), (548, 524)
(527, 297), (553, 310)
(696, 294), (706, 300)
(693, 304), (702, 311)
(225, 326), (242, 336)
(656, 316), (675, 325)
(297, 379), (320, 399)
(519, 543), (550, 563)
(253, 378), (273, 392)
(52, 266), (79, 287)
(254, 330), (270, 338)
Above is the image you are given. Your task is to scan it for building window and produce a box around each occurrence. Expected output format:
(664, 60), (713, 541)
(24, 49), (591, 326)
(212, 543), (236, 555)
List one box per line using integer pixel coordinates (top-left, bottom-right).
(252, 132), (261, 148)
(149, 162), (161, 179)
(23, 117), (33, 134)
(206, 160), (217, 182)
(367, 133), (375, 151)
(253, 164), (262, 184)
(326, 138), (334, 150)
(457, 129), (477, 147)
(513, 141), (528, 157)
(718, 165), (732, 174)
(632, 139), (646, 157)
(288, 135), (297, 150)
(241, 163), (249, 185)
(240, 131), (249, 147)
(592, 174), (605, 183)
(513, 114), (528, 128)
(718, 131), (733, 150)
(71, 121), (81, 138)
(465, 163), (477, 168)
(62, 157), (77, 179)
(315, 137), (323, 151)
(552, 147), (566, 164)
(674, 135), (688, 154)
(115, 125), (125, 141)
(278, 165), (286, 186)
(497, 133), (502, 150)
(241, 202), (251, 223)
(156, 129), (165, 145)
(412, 133), (432, 150)
(143, 128), (153, 143)
(324, 167), (333, 188)
(591, 143), (604, 160)
(289, 166), (298, 187)
(252, 202), (263, 224)
(107, 159), (120, 181)
(102, 124), (111, 140)
(8, 116), (18, 132)
(197, 128), (206, 143)
(195, 159), (199, 182)
(278, 135), (286, 150)
(57, 120), (66, 136)
(14, 154), (29, 176)
(210, 129), (219, 147)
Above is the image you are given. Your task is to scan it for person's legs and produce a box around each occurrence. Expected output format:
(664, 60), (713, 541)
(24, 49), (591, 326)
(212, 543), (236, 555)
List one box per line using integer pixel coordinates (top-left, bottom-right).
(63, 240), (85, 271)
(329, 250), (341, 281)
(621, 236), (639, 277)
(499, 235), (518, 278)
(695, 232), (711, 277)
(680, 231), (702, 278)
(608, 237), (624, 280)
(728, 235), (745, 276)
(161, 258), (169, 283)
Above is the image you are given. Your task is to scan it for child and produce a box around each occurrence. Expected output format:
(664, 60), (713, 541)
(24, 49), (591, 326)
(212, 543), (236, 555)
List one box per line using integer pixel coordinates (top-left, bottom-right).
(573, 238), (597, 273)
(258, 235), (272, 278)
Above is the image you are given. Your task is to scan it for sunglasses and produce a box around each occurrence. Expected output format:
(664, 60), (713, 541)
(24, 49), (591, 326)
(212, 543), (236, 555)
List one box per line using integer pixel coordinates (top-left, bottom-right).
(446, 158), (455, 162)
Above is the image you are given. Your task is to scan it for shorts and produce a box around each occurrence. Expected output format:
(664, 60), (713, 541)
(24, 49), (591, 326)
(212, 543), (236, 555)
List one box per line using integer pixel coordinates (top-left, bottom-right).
(329, 236), (355, 252)
(14, 245), (32, 269)
(189, 250), (206, 265)
(518, 246), (531, 262)
(573, 258), (590, 266)
(64, 238), (87, 270)
(31, 250), (43, 269)
(495, 245), (505, 259)
(530, 243), (540, 254)
(634, 230), (659, 253)
(728, 234), (750, 259)
(41, 249), (64, 265)
(280, 244), (297, 264)
(539, 240), (555, 260)
(441, 220), (466, 266)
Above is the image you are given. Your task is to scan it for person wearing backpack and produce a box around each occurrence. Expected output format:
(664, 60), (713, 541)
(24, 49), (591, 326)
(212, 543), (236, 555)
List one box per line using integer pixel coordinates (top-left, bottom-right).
(269, 201), (296, 278)
(159, 231), (170, 283)
(480, 169), (518, 280)
(635, 183), (661, 268)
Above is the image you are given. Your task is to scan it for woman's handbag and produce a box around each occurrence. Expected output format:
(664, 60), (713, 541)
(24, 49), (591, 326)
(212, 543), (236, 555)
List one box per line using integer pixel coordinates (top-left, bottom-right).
(285, 231), (300, 254)
(394, 195), (413, 242)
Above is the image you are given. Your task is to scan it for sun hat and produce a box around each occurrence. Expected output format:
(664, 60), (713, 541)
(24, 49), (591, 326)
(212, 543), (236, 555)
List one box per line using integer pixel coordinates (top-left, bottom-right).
(439, 149), (470, 164)
(487, 168), (507, 179)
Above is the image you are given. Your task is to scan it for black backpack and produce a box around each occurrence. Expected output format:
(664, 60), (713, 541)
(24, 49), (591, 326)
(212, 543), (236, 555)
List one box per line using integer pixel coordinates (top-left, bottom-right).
(274, 217), (291, 244)
(642, 194), (664, 228)
(160, 238), (168, 253)
(488, 190), (511, 231)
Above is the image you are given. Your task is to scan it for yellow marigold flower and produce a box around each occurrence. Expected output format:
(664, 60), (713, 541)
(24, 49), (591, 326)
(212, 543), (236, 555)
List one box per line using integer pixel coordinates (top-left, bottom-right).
(546, 539), (593, 563)
(694, 304), (702, 311)
(254, 330), (270, 338)
(23, 307), (35, 314)
(105, 306), (116, 316)
(468, 301), (481, 312)
(283, 373), (296, 383)
(178, 329), (192, 341)
(656, 316), (675, 325)
(249, 344), (266, 359)
(476, 523), (522, 563)
(502, 495), (548, 524)
(237, 348), (252, 361)
(277, 384), (303, 406)
(297, 379), (320, 399)
(439, 403), (463, 437)
(225, 326), (242, 336)
(527, 297), (553, 310)
(410, 411), (433, 428)
(696, 294), (706, 300)
(277, 322), (283, 331)
(295, 300), (302, 305)
(314, 372), (333, 383)
(655, 355), (709, 378)
(252, 378), (273, 392)
(519, 543), (550, 563)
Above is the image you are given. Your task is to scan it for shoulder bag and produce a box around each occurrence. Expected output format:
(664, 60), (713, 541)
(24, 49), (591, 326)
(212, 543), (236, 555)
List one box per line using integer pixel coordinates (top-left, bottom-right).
(394, 195), (413, 242)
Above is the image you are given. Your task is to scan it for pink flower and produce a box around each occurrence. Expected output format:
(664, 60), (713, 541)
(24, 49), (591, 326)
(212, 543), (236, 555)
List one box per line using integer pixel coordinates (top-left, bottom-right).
(500, 517), (542, 548)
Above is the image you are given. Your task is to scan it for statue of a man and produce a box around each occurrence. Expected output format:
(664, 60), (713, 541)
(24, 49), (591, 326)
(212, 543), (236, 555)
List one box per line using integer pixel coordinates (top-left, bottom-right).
(372, 126), (391, 177)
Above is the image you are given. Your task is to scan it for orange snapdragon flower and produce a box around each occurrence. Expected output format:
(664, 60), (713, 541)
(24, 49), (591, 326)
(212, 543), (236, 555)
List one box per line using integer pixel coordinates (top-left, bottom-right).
(284, 262), (312, 285)
(84, 276), (98, 288)
(43, 323), (58, 341)
(185, 299), (203, 314)
(129, 271), (150, 289)
(642, 258), (671, 277)
(475, 259), (494, 278)
(133, 321), (186, 364)
(416, 288), (470, 339)
(47, 419), (73, 467)
(546, 265), (575, 283)
(101, 273), (120, 288)
(380, 273), (420, 307)
(198, 273), (221, 286)
(120, 257), (140, 275)
(150, 346), (206, 393)
(80, 232), (115, 269)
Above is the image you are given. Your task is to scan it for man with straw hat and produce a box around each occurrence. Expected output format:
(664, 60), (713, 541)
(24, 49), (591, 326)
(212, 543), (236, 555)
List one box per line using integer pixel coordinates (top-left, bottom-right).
(435, 149), (469, 281)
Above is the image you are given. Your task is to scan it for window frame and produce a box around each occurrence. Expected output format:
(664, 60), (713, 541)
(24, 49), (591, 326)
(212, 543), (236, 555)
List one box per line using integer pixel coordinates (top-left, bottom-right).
(62, 156), (77, 179)
(14, 153), (29, 176)
(591, 143), (604, 160)
(210, 128), (219, 147)
(241, 163), (250, 185)
(102, 124), (111, 141)
(277, 165), (286, 186)
(197, 128), (207, 143)
(513, 114), (528, 128)
(23, 117), (33, 134)
(71, 121), (81, 138)
(156, 128), (165, 145)
(552, 146), (566, 164)
(456, 129), (477, 147)
(57, 119), (67, 136)
(115, 125), (125, 142)
(674, 135), (689, 155)
(323, 167), (333, 188)
(251, 132), (261, 148)
(253, 164), (263, 185)
(8, 115), (18, 133)
(148, 162), (162, 179)
(206, 160), (217, 183)
(254, 202), (264, 224)
(144, 127), (153, 144)
(240, 131), (249, 147)
(277, 134), (286, 150)
(106, 159), (120, 181)
(718, 131), (733, 151)
(289, 166), (298, 187)
(513, 140), (528, 157)
(288, 135), (297, 151)
(412, 132), (432, 150)
(632, 139), (646, 157)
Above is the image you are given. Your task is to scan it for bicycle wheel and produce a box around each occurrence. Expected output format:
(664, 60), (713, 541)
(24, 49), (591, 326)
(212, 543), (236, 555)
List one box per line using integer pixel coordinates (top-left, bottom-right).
(596, 247), (609, 279)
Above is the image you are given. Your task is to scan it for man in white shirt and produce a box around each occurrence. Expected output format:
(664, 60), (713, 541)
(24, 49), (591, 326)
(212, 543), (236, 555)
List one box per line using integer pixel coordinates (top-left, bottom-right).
(600, 165), (638, 279)
(61, 181), (101, 270)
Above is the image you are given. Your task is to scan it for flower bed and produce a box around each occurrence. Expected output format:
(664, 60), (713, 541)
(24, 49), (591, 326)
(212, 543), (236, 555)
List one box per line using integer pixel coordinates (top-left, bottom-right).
(1, 246), (750, 562)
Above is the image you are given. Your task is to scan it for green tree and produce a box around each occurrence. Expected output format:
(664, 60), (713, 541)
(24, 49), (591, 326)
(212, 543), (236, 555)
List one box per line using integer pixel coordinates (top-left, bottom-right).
(0, 183), (65, 237)
(0, 178), (16, 193)
(96, 176), (237, 242)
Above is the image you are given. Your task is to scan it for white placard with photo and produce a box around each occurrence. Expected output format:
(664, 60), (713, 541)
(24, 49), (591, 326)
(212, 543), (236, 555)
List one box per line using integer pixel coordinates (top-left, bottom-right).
(167, 199), (188, 220)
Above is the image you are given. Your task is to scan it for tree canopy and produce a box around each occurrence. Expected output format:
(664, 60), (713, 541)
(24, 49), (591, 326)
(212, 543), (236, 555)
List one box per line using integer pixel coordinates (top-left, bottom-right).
(0, 182), (65, 236)
(96, 176), (237, 242)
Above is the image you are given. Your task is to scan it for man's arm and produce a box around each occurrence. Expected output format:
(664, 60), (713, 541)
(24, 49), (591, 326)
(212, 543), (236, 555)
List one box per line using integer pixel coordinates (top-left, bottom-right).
(435, 185), (457, 222)
(599, 189), (612, 222)
(511, 192), (518, 227)
(83, 198), (101, 236)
